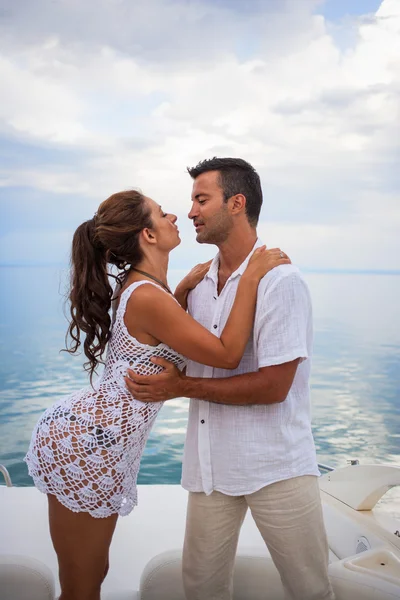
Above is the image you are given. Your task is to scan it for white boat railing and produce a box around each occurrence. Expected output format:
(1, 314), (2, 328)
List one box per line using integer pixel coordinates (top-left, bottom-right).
(318, 460), (360, 474)
(0, 464), (13, 487)
(1, 463), (336, 486)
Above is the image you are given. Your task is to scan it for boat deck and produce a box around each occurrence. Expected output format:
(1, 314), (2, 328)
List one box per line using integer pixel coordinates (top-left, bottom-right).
(2, 481), (400, 597)
(0, 485), (271, 595)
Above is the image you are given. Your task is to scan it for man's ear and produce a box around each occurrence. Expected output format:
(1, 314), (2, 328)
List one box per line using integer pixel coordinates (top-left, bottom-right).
(141, 228), (157, 245)
(230, 194), (246, 216)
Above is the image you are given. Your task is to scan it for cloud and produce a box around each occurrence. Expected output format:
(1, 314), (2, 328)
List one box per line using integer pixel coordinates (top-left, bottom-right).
(0, 0), (399, 269)
(0, 52), (85, 143)
(0, 0), (320, 64)
(258, 192), (400, 272)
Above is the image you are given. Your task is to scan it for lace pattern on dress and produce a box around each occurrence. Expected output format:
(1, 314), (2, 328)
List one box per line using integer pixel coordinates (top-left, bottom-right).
(25, 281), (186, 518)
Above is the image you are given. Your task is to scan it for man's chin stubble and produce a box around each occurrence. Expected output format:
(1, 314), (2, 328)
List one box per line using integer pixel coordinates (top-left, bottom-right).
(196, 233), (228, 245)
(196, 232), (207, 244)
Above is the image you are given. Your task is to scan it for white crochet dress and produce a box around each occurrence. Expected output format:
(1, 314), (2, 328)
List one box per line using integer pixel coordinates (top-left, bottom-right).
(25, 281), (186, 518)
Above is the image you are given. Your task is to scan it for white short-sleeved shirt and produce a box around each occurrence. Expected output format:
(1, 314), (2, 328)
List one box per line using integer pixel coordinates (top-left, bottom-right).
(181, 239), (320, 496)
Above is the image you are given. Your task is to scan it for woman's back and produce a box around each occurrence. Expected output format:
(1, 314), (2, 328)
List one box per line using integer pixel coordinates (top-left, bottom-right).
(102, 280), (185, 387)
(25, 281), (185, 518)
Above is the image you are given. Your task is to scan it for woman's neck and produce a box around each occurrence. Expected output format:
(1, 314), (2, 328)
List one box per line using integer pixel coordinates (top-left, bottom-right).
(131, 254), (169, 287)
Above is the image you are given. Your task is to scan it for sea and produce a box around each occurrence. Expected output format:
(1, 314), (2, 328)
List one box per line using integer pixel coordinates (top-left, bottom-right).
(0, 266), (399, 513)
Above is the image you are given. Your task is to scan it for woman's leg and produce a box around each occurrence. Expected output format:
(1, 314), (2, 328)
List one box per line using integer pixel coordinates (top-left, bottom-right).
(48, 494), (118, 600)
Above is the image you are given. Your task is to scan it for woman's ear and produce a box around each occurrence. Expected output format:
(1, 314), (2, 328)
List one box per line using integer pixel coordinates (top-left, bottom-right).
(141, 228), (157, 245)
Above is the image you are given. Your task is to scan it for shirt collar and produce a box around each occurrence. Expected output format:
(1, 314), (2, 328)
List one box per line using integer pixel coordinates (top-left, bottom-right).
(205, 238), (264, 284)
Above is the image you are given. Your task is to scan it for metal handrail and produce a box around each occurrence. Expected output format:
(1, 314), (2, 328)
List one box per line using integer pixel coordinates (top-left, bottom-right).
(318, 462), (334, 473)
(0, 464), (13, 487)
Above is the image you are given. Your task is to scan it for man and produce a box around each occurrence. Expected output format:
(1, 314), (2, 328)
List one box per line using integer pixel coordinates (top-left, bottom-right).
(126, 157), (334, 600)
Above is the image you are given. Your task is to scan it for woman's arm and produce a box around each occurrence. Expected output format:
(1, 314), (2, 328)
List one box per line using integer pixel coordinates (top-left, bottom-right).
(127, 248), (290, 370)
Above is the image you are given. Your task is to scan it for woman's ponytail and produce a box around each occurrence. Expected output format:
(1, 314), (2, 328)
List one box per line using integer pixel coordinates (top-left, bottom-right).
(65, 218), (113, 382)
(64, 190), (151, 382)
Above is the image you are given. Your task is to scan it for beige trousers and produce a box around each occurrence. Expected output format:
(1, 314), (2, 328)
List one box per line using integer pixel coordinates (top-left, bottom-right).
(182, 475), (335, 600)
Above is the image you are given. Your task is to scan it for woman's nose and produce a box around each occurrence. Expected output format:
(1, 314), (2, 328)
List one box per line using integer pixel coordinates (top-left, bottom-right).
(170, 213), (177, 223)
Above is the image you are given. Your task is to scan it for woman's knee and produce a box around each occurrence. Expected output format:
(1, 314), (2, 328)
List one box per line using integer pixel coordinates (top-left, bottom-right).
(58, 555), (107, 599)
(102, 557), (110, 582)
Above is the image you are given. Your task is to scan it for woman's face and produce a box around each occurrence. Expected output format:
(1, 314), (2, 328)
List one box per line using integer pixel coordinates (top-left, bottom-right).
(145, 197), (181, 251)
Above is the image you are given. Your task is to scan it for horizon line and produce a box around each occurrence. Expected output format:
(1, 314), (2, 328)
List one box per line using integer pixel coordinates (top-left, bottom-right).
(0, 263), (399, 275)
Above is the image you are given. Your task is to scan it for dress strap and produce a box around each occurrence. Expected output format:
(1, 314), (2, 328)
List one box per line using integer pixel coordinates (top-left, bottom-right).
(115, 280), (169, 322)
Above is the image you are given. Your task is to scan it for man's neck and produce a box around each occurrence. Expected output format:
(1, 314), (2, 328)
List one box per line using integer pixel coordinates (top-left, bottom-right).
(217, 230), (258, 277)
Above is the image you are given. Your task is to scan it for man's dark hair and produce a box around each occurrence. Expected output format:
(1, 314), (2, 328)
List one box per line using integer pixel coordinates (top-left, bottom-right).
(187, 157), (263, 227)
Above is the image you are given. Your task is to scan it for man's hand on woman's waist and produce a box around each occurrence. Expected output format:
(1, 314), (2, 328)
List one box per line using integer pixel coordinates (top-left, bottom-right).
(125, 357), (186, 402)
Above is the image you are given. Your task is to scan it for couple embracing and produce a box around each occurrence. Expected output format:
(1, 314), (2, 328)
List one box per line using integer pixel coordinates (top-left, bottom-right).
(25, 157), (335, 600)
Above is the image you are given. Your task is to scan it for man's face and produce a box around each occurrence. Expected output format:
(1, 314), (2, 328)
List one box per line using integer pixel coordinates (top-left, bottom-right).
(188, 171), (234, 244)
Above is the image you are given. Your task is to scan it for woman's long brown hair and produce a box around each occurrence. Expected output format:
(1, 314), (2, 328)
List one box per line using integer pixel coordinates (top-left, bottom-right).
(65, 190), (152, 381)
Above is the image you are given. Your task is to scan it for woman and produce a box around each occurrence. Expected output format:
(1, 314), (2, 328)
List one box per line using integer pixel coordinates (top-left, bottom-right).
(25, 190), (290, 600)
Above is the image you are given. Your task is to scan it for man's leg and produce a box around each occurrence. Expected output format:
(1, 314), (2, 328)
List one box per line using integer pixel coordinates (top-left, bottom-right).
(246, 476), (335, 600)
(182, 491), (247, 600)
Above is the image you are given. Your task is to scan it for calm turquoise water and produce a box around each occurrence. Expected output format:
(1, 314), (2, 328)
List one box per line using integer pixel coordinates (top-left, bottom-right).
(0, 266), (399, 488)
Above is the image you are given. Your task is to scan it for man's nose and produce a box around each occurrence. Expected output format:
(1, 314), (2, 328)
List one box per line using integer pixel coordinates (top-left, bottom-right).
(170, 213), (177, 224)
(188, 203), (198, 220)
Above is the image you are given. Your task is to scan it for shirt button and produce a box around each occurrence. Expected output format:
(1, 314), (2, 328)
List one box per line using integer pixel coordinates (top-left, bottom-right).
(200, 419), (205, 424)
(213, 324), (217, 329)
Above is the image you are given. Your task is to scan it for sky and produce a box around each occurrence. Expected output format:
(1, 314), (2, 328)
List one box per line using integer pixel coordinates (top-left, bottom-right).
(0, 0), (399, 272)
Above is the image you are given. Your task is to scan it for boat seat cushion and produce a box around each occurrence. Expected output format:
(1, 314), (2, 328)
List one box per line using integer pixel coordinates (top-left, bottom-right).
(0, 554), (140, 600)
(139, 548), (397, 600)
(0, 554), (55, 600)
(140, 549), (285, 600)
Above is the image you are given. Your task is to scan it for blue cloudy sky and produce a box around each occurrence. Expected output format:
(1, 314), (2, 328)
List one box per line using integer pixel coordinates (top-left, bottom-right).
(0, 0), (399, 271)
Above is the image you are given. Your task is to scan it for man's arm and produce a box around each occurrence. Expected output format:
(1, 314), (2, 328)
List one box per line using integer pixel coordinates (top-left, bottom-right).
(125, 357), (300, 405)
